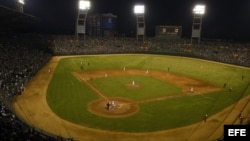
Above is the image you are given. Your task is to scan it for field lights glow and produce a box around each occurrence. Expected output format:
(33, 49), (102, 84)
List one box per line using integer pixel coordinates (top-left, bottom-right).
(193, 4), (205, 15)
(134, 5), (145, 14)
(79, 0), (90, 10)
(19, 0), (25, 4)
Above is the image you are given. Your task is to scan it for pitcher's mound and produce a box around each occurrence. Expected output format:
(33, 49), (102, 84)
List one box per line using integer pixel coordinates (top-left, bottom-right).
(88, 98), (139, 118)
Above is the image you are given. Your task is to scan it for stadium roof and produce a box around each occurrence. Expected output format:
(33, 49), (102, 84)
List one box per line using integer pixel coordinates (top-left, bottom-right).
(0, 5), (41, 33)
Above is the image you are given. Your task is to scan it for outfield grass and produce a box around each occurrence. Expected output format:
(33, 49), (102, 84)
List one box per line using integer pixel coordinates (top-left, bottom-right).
(46, 54), (250, 132)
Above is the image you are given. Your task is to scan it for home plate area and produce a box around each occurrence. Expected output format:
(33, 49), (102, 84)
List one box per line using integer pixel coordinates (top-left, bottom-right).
(88, 98), (139, 118)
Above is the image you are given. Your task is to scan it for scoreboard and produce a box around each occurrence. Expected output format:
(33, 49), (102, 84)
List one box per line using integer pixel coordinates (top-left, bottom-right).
(155, 26), (182, 38)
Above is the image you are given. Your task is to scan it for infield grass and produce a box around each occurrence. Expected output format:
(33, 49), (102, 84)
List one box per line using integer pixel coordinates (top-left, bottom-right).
(91, 75), (181, 100)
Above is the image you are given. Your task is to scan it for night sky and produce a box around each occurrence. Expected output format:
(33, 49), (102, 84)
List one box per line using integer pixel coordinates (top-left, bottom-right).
(1, 0), (250, 40)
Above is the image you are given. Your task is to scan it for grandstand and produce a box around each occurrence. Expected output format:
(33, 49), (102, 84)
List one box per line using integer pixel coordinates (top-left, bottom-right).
(0, 2), (249, 141)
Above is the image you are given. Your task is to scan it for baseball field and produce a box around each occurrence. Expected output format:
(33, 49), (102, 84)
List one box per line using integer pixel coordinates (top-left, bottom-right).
(13, 54), (250, 141)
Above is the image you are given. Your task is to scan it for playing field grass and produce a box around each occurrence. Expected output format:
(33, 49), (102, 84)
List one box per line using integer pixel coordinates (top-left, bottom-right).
(91, 75), (181, 100)
(46, 54), (250, 132)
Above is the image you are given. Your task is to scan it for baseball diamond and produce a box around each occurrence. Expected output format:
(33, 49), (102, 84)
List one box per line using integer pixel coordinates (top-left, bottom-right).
(12, 55), (250, 141)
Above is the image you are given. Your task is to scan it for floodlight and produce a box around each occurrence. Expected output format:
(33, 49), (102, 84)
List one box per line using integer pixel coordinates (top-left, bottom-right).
(134, 5), (145, 14)
(18, 0), (25, 5)
(79, 0), (90, 10)
(193, 4), (205, 15)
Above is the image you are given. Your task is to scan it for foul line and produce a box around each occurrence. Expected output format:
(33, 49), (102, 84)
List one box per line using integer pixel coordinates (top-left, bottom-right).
(73, 72), (109, 101)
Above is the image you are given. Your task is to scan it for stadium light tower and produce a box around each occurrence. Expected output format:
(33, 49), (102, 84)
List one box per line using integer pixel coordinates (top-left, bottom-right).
(76, 0), (91, 40)
(134, 4), (145, 42)
(16, 0), (25, 13)
(191, 4), (205, 45)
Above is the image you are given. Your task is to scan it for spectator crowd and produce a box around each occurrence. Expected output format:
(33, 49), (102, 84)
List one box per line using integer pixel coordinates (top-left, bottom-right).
(0, 34), (72, 141)
(52, 36), (250, 67)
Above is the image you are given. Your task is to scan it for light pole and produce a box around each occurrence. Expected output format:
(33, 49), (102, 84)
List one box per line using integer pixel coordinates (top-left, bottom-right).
(191, 4), (205, 45)
(17, 0), (25, 13)
(76, 0), (90, 40)
(134, 4), (145, 42)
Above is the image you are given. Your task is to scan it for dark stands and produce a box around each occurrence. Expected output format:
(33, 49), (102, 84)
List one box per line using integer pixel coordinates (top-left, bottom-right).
(52, 36), (250, 67)
(0, 5), (72, 141)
